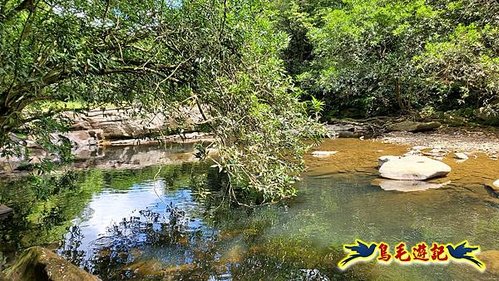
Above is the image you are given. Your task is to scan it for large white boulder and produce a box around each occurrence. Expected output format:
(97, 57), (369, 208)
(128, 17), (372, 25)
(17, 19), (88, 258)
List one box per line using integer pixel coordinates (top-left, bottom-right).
(379, 155), (451, 180)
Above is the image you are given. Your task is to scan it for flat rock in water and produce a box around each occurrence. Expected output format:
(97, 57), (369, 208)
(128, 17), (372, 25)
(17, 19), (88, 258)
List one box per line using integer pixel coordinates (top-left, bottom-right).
(378, 155), (400, 166)
(312, 151), (338, 157)
(374, 179), (450, 192)
(4, 246), (101, 281)
(379, 155), (451, 180)
(494, 179), (499, 189)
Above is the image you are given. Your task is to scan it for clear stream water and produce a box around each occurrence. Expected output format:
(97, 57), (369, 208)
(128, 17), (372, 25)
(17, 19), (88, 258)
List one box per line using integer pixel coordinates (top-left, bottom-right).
(0, 141), (498, 280)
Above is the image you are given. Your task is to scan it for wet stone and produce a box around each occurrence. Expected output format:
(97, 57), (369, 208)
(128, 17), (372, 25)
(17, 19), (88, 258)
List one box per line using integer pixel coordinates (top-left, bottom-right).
(454, 152), (469, 160)
(373, 179), (451, 192)
(379, 155), (451, 180)
(3, 247), (101, 281)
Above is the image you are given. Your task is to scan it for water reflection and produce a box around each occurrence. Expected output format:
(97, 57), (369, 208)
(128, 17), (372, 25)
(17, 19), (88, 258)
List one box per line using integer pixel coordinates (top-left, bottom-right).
(63, 180), (169, 256)
(48, 171), (499, 280)
(57, 176), (217, 279)
(1, 155), (499, 280)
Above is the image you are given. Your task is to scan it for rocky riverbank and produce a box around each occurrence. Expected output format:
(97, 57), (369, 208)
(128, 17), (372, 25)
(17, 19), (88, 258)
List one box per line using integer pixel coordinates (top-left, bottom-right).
(380, 127), (499, 157)
(2, 111), (499, 176)
(307, 137), (498, 195)
(0, 108), (214, 174)
(326, 117), (499, 156)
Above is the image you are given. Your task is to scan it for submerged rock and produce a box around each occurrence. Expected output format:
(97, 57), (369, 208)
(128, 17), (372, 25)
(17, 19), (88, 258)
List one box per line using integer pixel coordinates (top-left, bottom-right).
(3, 246), (101, 281)
(374, 179), (450, 192)
(477, 250), (499, 275)
(379, 155), (451, 180)
(126, 259), (164, 278)
(311, 151), (338, 157)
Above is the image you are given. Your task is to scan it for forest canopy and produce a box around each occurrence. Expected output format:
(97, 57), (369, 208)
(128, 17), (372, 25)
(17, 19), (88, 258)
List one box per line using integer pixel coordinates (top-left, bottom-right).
(281, 0), (499, 118)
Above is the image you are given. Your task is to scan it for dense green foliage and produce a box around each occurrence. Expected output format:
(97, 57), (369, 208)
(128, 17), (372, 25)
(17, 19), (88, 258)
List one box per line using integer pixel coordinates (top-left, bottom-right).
(2, 0), (499, 202)
(280, 0), (499, 118)
(0, 0), (324, 202)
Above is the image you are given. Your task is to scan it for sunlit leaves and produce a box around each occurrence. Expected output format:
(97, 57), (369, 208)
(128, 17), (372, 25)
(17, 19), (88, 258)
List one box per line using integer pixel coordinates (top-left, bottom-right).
(0, 0), (325, 203)
(293, 0), (499, 116)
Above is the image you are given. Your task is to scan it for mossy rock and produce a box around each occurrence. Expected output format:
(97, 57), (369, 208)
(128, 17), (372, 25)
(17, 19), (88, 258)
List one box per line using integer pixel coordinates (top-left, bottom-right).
(3, 247), (100, 281)
(442, 111), (468, 126)
(388, 121), (441, 132)
(0, 205), (13, 219)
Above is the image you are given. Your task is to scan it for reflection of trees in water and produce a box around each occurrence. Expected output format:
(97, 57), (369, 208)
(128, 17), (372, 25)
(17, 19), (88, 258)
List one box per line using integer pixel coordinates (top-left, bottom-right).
(0, 171), (99, 263)
(1, 165), (370, 280)
(58, 201), (210, 279)
(0, 162), (209, 258)
(55, 196), (362, 281)
(58, 226), (85, 267)
(60, 206), (344, 280)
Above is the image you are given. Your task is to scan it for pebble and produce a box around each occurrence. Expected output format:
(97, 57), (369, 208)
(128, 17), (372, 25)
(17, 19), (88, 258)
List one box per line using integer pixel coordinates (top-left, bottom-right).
(454, 152), (469, 160)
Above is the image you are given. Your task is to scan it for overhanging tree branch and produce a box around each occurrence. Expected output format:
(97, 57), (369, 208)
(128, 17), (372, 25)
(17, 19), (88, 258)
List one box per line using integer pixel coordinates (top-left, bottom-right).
(3, 61), (187, 114)
(0, 0), (36, 23)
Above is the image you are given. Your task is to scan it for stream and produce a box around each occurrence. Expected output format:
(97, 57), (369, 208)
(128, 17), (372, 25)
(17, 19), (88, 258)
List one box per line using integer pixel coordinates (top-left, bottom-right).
(0, 140), (498, 280)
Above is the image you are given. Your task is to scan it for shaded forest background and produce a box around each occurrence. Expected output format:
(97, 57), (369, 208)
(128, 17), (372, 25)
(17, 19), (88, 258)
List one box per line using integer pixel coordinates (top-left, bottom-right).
(279, 0), (499, 121)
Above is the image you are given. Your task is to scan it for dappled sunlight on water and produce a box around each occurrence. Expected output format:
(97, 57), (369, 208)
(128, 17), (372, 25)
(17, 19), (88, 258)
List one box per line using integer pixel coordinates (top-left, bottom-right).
(307, 138), (499, 186)
(305, 138), (408, 176)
